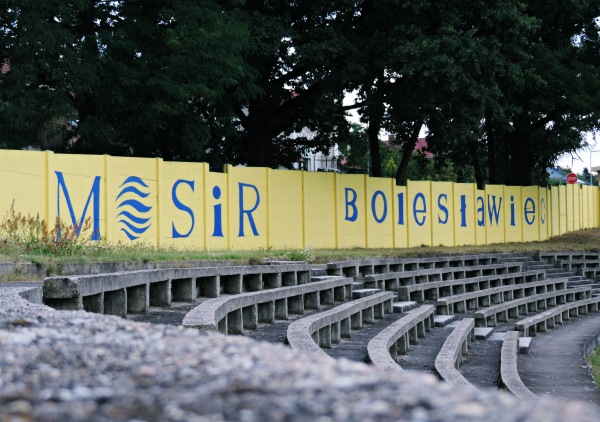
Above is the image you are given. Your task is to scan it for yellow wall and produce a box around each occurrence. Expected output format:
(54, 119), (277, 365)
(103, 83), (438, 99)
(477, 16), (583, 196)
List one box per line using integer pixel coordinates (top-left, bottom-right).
(1, 149), (598, 251)
(366, 177), (394, 248)
(407, 181), (432, 247)
(452, 183), (476, 247)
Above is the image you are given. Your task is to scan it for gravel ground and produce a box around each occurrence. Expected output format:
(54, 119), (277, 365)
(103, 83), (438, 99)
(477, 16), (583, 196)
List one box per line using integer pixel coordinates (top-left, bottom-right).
(1, 287), (598, 421)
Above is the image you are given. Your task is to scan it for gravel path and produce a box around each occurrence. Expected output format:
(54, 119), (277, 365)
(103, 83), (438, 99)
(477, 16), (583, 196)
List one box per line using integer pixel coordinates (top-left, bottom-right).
(1, 287), (599, 421)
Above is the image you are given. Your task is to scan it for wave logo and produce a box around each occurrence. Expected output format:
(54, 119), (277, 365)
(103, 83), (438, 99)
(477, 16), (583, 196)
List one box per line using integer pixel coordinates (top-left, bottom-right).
(116, 176), (152, 240)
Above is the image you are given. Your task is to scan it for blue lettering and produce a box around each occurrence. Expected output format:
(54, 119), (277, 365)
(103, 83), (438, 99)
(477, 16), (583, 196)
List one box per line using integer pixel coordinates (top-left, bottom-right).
(345, 188), (358, 222)
(55, 171), (101, 240)
(212, 186), (224, 237)
(397, 192), (405, 225)
(371, 191), (387, 224)
(524, 197), (536, 225)
(438, 194), (448, 224)
(238, 182), (260, 237)
(540, 198), (546, 225)
(487, 195), (503, 226)
(413, 193), (427, 227)
(477, 196), (485, 227)
(510, 195), (516, 226)
(460, 195), (467, 227)
(171, 179), (195, 238)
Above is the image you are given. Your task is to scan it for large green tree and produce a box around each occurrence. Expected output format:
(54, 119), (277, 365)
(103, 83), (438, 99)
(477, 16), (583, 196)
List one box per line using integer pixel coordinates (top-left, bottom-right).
(0, 0), (250, 160)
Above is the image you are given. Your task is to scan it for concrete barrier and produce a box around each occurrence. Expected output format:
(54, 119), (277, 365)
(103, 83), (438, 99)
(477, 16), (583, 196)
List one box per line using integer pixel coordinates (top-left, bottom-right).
(500, 331), (537, 399)
(515, 296), (600, 337)
(43, 264), (312, 317)
(326, 254), (511, 278)
(434, 318), (476, 387)
(474, 285), (591, 327)
(287, 291), (395, 358)
(364, 263), (524, 294)
(435, 276), (569, 316)
(181, 276), (353, 334)
(537, 251), (600, 265)
(367, 305), (435, 373)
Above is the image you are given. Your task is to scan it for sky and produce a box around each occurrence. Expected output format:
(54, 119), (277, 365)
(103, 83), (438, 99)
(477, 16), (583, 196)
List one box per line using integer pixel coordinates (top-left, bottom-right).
(556, 132), (600, 174)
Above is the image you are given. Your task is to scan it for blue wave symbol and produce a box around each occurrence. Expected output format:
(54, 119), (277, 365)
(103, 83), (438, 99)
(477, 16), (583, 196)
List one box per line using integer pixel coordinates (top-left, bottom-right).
(116, 176), (152, 240)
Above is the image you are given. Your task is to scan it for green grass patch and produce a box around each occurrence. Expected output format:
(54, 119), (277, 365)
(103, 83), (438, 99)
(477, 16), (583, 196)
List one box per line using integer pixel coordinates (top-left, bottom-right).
(586, 347), (600, 387)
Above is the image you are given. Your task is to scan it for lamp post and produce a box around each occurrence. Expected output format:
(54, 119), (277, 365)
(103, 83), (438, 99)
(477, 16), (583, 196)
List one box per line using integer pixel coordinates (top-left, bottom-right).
(590, 149), (600, 186)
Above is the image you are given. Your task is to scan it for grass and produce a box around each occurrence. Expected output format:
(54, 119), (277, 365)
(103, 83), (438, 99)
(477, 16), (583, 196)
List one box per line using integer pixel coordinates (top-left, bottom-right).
(2, 205), (600, 268)
(586, 348), (600, 387)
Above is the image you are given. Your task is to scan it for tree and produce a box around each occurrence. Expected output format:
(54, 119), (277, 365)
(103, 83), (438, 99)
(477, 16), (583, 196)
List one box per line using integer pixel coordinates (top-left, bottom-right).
(480, 0), (600, 186)
(0, 0), (251, 160)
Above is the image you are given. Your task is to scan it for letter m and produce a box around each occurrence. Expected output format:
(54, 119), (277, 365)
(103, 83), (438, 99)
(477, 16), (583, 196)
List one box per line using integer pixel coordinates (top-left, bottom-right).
(55, 171), (101, 240)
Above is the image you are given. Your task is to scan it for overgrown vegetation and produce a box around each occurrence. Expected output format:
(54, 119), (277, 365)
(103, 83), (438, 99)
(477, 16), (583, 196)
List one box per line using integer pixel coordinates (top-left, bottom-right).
(2, 206), (600, 277)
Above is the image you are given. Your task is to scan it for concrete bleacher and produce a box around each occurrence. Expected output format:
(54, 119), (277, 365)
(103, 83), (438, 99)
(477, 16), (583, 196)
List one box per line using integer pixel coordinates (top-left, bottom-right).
(367, 305), (435, 372)
(500, 331), (537, 399)
(474, 284), (591, 327)
(181, 276), (353, 334)
(286, 291), (395, 357)
(434, 318), (476, 387)
(326, 254), (510, 279)
(28, 250), (600, 401)
(42, 263), (312, 317)
(515, 296), (600, 337)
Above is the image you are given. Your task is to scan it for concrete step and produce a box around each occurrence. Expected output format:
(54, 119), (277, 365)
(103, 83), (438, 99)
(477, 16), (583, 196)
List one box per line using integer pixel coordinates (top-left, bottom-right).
(352, 281), (366, 290)
(496, 255), (532, 263)
(434, 314), (457, 327)
(351, 288), (381, 299)
(392, 301), (418, 313)
(518, 337), (533, 354)
(310, 267), (328, 277)
(474, 327), (494, 340)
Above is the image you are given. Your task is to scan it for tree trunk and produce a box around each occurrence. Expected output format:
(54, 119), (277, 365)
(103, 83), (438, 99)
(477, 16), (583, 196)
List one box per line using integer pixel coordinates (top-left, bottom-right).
(367, 73), (385, 177)
(395, 121), (421, 185)
(468, 140), (485, 189)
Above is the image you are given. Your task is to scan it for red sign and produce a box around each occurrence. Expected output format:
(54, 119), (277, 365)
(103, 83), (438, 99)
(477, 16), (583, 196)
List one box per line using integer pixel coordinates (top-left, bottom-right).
(566, 173), (578, 184)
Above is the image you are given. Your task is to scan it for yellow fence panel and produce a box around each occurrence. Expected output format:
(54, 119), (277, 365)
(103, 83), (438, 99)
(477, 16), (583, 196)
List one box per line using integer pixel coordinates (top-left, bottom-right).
(558, 185), (567, 235)
(431, 182), (455, 247)
(106, 156), (159, 246)
(566, 184), (574, 232)
(160, 161), (206, 249)
(303, 172), (336, 249)
(521, 186), (539, 242)
(484, 185), (505, 244)
(504, 186), (522, 244)
(226, 165), (268, 250)
(538, 187), (549, 241)
(407, 181), (432, 247)
(50, 153), (106, 242)
(550, 187), (559, 237)
(204, 170), (229, 250)
(452, 183), (476, 246)
(582, 185), (590, 229)
(573, 184), (581, 231)
(2, 149), (600, 251)
(336, 174), (367, 248)
(475, 190), (487, 245)
(267, 169), (304, 249)
(0, 150), (47, 223)
(393, 185), (409, 249)
(366, 177), (394, 249)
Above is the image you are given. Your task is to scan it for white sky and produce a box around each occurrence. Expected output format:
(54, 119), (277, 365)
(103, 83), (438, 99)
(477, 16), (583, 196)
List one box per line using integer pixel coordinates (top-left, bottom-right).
(556, 132), (599, 174)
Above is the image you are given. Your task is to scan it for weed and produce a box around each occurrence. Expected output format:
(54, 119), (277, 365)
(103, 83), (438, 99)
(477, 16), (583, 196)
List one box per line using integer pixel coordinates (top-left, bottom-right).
(286, 248), (315, 262)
